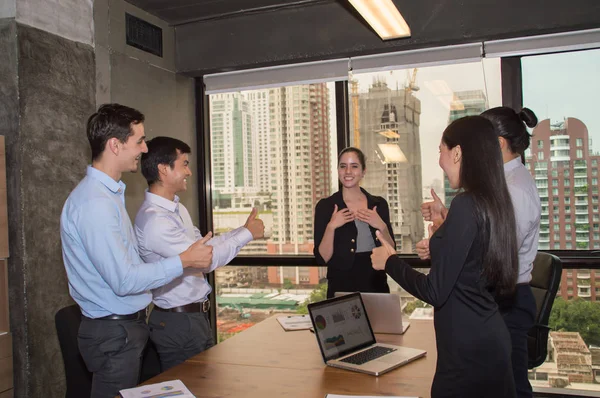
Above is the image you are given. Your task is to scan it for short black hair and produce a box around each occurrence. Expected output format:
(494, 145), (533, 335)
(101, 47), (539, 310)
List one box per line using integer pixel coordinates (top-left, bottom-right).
(141, 136), (191, 186)
(86, 103), (145, 161)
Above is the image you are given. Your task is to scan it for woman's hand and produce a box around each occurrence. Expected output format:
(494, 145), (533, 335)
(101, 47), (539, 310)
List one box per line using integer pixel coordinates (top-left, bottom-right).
(355, 206), (385, 230)
(416, 239), (430, 260)
(371, 230), (396, 270)
(327, 204), (354, 230)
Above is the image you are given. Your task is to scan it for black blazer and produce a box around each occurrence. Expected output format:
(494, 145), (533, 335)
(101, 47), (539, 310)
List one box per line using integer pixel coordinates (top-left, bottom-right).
(313, 187), (396, 270)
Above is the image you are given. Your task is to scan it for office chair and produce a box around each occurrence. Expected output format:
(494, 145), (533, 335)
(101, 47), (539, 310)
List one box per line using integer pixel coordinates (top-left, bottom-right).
(528, 252), (562, 369)
(55, 304), (93, 398)
(55, 305), (161, 397)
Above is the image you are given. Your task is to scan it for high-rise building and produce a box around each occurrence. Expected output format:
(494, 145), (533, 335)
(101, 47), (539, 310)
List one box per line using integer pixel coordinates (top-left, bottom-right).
(444, 90), (488, 207)
(353, 79), (424, 253)
(267, 83), (332, 285)
(210, 93), (258, 208)
(244, 90), (271, 193)
(527, 118), (600, 301)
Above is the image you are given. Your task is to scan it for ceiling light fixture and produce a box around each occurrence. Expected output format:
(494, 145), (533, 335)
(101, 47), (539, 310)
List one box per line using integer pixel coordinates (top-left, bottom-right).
(348, 0), (411, 40)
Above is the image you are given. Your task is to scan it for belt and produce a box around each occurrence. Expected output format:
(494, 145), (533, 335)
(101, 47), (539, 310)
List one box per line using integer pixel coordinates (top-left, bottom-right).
(154, 300), (210, 314)
(93, 309), (147, 321)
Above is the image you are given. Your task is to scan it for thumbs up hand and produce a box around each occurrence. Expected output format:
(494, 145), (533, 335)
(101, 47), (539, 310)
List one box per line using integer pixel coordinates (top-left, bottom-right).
(244, 208), (265, 240)
(371, 230), (396, 271)
(421, 189), (447, 224)
(180, 232), (214, 269)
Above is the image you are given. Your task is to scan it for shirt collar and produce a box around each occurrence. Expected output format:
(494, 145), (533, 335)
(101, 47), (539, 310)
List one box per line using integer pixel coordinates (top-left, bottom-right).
(504, 157), (523, 173)
(87, 165), (126, 194)
(144, 190), (180, 213)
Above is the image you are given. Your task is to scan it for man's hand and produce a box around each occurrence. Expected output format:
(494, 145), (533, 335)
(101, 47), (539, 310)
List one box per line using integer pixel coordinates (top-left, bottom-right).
(371, 230), (396, 271)
(328, 204), (354, 230)
(421, 189), (447, 224)
(355, 206), (385, 230)
(244, 207), (265, 240)
(180, 232), (213, 269)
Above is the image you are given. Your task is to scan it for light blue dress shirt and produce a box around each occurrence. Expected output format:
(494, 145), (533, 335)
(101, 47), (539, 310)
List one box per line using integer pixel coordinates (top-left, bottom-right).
(135, 191), (253, 309)
(504, 157), (542, 284)
(60, 166), (183, 318)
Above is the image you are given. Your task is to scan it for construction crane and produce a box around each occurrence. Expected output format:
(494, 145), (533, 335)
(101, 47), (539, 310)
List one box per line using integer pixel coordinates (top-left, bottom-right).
(405, 68), (419, 100)
(350, 79), (360, 148)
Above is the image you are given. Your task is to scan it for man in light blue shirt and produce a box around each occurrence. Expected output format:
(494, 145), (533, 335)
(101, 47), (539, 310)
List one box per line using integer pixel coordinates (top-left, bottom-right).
(60, 104), (214, 398)
(135, 136), (264, 371)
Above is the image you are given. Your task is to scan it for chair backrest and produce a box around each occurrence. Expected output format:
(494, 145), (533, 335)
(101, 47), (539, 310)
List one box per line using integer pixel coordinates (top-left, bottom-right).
(528, 252), (562, 369)
(55, 304), (92, 398)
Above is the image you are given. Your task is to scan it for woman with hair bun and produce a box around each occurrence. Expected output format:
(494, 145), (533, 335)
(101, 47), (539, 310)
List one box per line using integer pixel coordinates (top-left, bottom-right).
(421, 106), (541, 398)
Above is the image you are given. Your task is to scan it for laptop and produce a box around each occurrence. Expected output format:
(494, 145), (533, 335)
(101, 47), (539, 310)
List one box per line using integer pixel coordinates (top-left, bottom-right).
(334, 292), (410, 334)
(307, 292), (426, 376)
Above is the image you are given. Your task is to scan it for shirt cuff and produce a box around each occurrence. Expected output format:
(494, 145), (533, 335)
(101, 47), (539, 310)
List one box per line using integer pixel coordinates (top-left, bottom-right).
(236, 227), (254, 246)
(162, 256), (184, 279)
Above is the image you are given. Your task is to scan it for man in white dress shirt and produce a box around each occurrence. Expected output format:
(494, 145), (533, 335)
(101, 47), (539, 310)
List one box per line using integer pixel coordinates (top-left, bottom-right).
(135, 136), (265, 371)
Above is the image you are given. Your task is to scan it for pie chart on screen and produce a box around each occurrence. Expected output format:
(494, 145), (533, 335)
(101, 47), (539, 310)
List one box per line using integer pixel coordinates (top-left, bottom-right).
(315, 315), (327, 330)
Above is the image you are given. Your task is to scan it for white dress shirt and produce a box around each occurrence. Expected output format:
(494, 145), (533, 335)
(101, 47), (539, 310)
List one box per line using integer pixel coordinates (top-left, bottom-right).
(504, 157), (542, 284)
(135, 191), (253, 309)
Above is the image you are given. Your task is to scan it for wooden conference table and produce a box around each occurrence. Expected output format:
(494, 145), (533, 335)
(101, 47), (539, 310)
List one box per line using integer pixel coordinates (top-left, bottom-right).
(142, 316), (437, 397)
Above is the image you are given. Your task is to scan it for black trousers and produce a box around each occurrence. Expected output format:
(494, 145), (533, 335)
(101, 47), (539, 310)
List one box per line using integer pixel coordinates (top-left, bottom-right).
(148, 310), (214, 371)
(78, 317), (149, 398)
(502, 284), (537, 398)
(326, 251), (389, 298)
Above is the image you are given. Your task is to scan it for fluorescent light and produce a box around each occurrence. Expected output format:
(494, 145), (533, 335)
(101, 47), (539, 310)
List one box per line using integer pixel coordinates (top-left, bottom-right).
(348, 0), (411, 40)
(377, 143), (408, 163)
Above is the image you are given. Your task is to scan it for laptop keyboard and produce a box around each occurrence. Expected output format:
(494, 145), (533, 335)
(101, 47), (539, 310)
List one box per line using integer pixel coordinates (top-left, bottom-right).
(340, 346), (397, 365)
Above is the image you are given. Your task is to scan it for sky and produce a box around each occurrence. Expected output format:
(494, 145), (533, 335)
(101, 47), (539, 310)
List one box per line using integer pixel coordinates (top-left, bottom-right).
(326, 48), (600, 193)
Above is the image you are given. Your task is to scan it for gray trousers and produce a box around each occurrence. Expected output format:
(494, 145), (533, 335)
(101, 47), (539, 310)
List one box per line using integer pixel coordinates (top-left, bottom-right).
(148, 310), (214, 371)
(78, 317), (149, 398)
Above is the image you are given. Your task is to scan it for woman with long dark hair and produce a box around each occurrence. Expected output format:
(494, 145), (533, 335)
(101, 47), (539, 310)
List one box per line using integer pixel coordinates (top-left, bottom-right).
(421, 107), (540, 398)
(372, 116), (518, 397)
(314, 147), (396, 298)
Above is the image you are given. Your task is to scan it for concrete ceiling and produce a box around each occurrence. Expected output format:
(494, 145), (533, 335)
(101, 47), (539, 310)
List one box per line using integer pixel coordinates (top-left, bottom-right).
(125, 0), (333, 26)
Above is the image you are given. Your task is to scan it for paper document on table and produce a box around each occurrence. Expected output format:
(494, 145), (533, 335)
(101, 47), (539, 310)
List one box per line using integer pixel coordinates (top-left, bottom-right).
(326, 395), (418, 398)
(120, 379), (195, 398)
(276, 314), (312, 331)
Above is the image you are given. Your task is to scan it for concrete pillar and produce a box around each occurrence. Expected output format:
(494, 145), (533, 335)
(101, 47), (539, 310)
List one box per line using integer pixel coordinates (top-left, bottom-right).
(0, 0), (95, 395)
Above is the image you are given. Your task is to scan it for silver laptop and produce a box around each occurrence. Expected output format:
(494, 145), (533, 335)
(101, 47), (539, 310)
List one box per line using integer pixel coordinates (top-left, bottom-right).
(334, 292), (410, 334)
(307, 292), (426, 376)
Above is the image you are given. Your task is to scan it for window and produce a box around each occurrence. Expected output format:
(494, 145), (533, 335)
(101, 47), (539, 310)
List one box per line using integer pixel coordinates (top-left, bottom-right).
(209, 83), (337, 339)
(537, 140), (543, 148)
(577, 138), (583, 146)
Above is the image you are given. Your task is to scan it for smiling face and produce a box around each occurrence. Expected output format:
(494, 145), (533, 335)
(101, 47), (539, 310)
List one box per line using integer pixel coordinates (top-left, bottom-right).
(119, 122), (148, 173)
(162, 151), (192, 194)
(338, 150), (365, 189)
(439, 140), (461, 190)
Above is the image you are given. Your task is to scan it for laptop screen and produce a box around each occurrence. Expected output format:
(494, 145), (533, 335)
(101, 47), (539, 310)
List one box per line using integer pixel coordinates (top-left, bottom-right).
(308, 292), (376, 361)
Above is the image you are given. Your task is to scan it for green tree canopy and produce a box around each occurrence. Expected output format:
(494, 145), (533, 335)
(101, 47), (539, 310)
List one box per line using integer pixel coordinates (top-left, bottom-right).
(296, 283), (328, 314)
(549, 297), (600, 346)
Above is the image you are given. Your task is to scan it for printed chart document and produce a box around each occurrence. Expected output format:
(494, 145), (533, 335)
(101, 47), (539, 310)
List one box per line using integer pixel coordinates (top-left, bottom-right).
(120, 380), (195, 398)
(276, 314), (312, 331)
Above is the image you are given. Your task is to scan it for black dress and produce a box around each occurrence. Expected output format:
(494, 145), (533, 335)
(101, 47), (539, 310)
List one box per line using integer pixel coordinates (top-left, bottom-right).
(313, 188), (395, 298)
(384, 194), (515, 398)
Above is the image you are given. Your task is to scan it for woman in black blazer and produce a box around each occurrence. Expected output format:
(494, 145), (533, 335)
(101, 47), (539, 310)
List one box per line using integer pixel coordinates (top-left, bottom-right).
(313, 147), (396, 298)
(371, 116), (518, 397)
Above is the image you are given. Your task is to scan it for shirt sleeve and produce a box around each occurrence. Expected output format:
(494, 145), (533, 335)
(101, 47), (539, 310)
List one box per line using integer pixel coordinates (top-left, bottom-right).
(76, 199), (182, 296)
(507, 184), (534, 252)
(205, 227), (253, 272)
(313, 198), (332, 265)
(144, 216), (252, 273)
(384, 194), (478, 307)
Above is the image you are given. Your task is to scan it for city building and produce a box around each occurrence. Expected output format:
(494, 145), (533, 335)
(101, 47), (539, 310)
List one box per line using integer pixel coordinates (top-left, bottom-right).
(529, 331), (593, 387)
(527, 118), (600, 301)
(354, 79), (424, 253)
(267, 83), (332, 285)
(444, 90), (488, 207)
